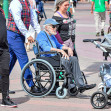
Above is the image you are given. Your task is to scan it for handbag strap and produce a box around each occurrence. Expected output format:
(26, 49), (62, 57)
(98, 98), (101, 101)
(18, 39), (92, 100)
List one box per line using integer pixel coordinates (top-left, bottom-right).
(44, 31), (53, 47)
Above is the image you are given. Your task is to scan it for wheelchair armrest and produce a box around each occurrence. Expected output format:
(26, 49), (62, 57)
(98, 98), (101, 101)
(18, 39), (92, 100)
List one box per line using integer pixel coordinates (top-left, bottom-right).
(38, 51), (57, 55)
(36, 51), (62, 67)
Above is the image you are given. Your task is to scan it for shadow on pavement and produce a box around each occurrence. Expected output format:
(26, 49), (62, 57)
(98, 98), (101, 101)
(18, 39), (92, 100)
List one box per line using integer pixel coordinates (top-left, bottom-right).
(83, 62), (111, 76)
(12, 96), (30, 104)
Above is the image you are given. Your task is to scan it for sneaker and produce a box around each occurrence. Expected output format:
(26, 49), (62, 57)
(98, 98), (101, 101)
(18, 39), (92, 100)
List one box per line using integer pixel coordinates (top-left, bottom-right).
(9, 90), (15, 94)
(96, 32), (100, 36)
(1, 97), (17, 108)
(101, 29), (104, 36)
(30, 86), (40, 93)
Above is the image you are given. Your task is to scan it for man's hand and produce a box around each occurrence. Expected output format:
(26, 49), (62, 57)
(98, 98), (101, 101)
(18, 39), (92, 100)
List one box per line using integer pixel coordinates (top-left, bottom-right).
(60, 50), (69, 60)
(68, 48), (73, 56)
(91, 10), (93, 14)
(27, 36), (34, 43)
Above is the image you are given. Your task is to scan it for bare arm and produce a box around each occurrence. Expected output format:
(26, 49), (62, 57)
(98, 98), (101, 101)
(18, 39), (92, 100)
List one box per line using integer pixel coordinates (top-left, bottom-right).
(105, 1), (109, 10)
(105, 1), (110, 14)
(91, 1), (94, 14)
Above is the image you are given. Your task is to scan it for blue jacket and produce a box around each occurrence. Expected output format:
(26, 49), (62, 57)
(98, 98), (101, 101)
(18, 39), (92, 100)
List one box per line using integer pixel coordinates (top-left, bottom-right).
(36, 31), (63, 57)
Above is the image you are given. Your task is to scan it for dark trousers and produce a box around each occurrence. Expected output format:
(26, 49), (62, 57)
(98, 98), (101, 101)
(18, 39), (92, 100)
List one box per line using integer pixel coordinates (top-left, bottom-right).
(61, 56), (84, 87)
(41, 56), (84, 87)
(0, 49), (10, 99)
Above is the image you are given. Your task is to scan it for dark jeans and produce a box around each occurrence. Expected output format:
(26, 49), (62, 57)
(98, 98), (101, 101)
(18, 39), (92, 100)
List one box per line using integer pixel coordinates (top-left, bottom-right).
(0, 49), (10, 99)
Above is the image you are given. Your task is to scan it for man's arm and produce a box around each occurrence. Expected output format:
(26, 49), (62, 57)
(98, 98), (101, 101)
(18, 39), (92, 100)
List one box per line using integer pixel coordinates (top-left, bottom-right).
(50, 47), (69, 60)
(9, 0), (34, 43)
(30, 8), (41, 34)
(105, 1), (109, 10)
(91, 1), (94, 14)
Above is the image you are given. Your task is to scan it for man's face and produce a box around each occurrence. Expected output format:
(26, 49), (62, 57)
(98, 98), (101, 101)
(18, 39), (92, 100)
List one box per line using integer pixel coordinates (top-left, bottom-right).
(46, 25), (58, 35)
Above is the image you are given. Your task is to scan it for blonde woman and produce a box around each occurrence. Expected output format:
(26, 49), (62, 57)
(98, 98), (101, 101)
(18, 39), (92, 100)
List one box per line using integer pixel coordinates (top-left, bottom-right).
(52, 0), (77, 56)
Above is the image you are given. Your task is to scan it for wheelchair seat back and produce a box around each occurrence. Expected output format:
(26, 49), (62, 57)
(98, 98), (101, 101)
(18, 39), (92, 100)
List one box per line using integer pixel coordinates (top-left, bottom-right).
(33, 41), (61, 67)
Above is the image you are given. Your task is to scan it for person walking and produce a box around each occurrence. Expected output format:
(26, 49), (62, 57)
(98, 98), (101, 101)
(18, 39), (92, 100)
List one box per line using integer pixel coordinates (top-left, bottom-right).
(0, 7), (17, 108)
(91, 0), (109, 36)
(52, 0), (77, 57)
(7, 0), (41, 93)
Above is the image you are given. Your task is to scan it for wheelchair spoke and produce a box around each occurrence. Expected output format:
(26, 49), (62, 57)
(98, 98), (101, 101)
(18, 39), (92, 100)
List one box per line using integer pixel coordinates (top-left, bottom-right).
(41, 81), (49, 88)
(40, 71), (49, 77)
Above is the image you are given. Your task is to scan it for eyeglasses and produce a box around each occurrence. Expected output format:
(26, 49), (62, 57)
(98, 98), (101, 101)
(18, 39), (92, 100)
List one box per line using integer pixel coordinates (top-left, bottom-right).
(50, 25), (59, 29)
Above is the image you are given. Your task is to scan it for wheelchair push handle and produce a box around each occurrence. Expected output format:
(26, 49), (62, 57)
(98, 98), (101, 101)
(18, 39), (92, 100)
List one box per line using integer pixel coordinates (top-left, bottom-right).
(83, 38), (101, 43)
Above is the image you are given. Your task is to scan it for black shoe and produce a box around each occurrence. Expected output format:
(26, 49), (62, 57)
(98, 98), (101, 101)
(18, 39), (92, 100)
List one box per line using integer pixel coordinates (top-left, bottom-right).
(30, 86), (40, 93)
(79, 84), (96, 93)
(84, 84), (96, 90)
(96, 32), (100, 36)
(9, 90), (15, 94)
(1, 97), (17, 108)
(101, 29), (104, 36)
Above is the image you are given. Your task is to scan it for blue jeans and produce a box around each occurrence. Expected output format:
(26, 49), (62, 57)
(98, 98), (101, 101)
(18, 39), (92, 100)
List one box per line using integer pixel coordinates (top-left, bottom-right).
(7, 30), (34, 87)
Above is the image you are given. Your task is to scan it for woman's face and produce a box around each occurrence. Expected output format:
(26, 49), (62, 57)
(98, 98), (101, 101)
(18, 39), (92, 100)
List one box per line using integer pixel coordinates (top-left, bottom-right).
(59, 1), (69, 12)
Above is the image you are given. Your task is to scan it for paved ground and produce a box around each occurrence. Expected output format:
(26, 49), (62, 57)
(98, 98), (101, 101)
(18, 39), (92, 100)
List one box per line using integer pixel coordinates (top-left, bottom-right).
(1, 1), (111, 111)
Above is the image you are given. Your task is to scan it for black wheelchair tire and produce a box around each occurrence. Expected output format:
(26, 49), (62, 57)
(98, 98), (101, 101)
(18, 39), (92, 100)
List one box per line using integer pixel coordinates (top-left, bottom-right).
(68, 87), (79, 96)
(21, 59), (56, 97)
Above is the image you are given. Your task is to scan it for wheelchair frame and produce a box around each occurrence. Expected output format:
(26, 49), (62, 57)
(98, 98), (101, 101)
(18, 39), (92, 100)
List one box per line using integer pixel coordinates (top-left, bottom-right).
(21, 41), (87, 99)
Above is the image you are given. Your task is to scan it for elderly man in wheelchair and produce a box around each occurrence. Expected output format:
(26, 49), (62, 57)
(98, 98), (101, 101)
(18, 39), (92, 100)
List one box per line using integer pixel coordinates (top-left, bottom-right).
(21, 19), (96, 98)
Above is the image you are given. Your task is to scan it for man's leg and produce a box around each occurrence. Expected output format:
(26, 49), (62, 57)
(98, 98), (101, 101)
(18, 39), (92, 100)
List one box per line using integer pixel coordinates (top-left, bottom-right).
(69, 56), (84, 87)
(0, 49), (17, 107)
(7, 31), (34, 87)
(9, 46), (17, 74)
(100, 11), (106, 36)
(94, 11), (100, 36)
(7, 30), (17, 74)
(0, 49), (10, 99)
(69, 56), (96, 92)
(61, 56), (96, 92)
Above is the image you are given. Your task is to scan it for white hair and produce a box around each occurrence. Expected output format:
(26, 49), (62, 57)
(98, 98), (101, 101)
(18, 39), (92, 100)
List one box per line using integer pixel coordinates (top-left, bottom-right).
(43, 24), (51, 30)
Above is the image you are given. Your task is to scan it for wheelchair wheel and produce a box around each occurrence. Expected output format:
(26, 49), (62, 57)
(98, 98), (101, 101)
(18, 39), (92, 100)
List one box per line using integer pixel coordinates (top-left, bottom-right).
(21, 59), (56, 97)
(68, 87), (79, 96)
(90, 91), (108, 109)
(56, 87), (67, 99)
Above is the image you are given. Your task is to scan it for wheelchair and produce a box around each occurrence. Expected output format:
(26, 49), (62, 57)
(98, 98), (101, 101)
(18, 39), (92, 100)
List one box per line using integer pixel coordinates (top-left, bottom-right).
(21, 41), (87, 99)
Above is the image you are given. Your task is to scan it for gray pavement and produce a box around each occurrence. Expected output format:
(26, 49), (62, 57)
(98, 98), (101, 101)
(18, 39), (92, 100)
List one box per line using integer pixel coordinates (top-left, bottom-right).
(1, 1), (111, 111)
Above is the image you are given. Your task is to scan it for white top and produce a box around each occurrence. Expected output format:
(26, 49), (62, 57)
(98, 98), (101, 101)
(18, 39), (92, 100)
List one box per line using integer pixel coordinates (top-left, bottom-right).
(9, 0), (41, 43)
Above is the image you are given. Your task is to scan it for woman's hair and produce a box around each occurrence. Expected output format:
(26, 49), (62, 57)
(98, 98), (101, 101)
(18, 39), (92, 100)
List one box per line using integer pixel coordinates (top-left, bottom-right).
(55, 0), (69, 12)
